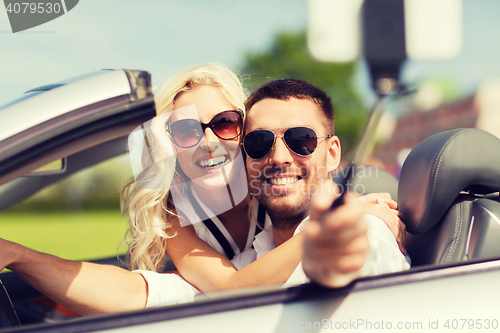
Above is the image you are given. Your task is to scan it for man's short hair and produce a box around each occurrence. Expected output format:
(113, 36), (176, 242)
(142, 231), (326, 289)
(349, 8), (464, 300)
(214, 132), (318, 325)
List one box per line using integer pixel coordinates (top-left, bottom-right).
(245, 79), (334, 134)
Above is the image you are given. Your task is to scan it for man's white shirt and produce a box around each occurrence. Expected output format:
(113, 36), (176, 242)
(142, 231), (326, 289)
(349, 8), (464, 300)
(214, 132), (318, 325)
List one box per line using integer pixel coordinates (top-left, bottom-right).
(136, 214), (410, 307)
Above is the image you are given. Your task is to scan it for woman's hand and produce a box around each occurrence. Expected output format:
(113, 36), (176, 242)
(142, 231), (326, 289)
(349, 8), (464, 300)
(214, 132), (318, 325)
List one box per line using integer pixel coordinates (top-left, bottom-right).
(358, 193), (406, 255)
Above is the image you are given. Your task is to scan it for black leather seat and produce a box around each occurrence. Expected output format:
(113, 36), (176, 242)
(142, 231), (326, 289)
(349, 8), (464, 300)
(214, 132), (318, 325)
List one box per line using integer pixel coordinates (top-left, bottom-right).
(334, 165), (398, 200)
(398, 128), (500, 266)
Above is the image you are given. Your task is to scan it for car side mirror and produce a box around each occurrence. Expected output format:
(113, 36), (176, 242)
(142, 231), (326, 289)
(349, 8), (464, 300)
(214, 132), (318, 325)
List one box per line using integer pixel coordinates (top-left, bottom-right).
(27, 158), (67, 176)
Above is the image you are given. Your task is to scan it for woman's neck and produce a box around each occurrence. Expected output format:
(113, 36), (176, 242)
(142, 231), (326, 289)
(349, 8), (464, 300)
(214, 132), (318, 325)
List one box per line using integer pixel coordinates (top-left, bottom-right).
(191, 164), (249, 218)
(193, 183), (239, 215)
(193, 183), (251, 251)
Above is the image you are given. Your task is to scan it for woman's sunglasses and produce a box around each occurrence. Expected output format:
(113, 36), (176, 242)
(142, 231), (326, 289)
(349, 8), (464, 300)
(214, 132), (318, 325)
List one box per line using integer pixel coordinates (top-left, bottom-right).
(167, 110), (243, 148)
(243, 126), (333, 160)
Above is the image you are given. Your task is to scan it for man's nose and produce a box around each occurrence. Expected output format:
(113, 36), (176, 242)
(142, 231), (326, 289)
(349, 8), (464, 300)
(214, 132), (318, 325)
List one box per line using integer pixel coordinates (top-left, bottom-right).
(268, 134), (293, 166)
(199, 128), (220, 153)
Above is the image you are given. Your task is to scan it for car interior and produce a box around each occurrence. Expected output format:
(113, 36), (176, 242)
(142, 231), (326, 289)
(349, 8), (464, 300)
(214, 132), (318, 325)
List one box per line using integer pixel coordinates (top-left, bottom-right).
(399, 128), (500, 266)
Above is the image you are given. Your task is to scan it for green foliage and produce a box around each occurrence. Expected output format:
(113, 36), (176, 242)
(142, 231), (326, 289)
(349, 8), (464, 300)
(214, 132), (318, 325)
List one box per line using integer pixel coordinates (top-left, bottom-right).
(241, 30), (367, 152)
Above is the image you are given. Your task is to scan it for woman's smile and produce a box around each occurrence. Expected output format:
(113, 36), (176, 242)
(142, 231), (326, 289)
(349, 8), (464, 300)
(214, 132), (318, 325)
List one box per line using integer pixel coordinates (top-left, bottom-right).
(196, 154), (229, 170)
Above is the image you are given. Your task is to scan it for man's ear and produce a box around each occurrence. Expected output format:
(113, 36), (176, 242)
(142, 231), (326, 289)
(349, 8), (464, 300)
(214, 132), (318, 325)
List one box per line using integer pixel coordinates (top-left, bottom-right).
(327, 135), (341, 173)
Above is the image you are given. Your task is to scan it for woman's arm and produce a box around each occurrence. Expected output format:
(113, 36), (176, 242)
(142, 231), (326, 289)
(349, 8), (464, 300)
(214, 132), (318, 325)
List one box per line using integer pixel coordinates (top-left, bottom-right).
(166, 193), (403, 293)
(165, 220), (303, 293)
(358, 193), (406, 254)
(0, 238), (147, 316)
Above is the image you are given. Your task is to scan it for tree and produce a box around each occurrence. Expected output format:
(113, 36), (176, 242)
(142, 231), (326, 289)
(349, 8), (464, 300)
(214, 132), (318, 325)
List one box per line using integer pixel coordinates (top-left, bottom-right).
(242, 30), (367, 153)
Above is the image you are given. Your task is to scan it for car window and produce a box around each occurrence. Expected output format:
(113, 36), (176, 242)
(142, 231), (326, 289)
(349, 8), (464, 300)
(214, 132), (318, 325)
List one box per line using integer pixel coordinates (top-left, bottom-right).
(0, 155), (133, 269)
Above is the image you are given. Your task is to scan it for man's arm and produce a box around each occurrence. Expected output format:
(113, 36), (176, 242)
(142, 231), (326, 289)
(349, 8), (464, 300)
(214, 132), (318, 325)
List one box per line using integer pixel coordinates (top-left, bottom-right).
(302, 180), (370, 288)
(0, 238), (147, 316)
(358, 214), (410, 277)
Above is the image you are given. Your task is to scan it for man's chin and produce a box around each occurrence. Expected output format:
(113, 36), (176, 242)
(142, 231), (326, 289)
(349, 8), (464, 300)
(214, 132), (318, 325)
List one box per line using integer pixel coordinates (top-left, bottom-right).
(257, 194), (309, 224)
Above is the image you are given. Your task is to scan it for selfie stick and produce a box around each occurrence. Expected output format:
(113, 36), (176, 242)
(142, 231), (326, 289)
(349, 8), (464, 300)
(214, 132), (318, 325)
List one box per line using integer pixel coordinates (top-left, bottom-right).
(331, 0), (406, 209)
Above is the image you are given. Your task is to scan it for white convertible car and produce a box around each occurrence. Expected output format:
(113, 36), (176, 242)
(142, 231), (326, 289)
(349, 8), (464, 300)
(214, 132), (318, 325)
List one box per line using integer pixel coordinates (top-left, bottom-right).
(1, 67), (500, 333)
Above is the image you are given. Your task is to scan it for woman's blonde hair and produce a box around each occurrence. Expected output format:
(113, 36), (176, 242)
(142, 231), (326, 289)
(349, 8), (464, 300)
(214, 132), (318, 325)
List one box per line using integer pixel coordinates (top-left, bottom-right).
(121, 63), (247, 272)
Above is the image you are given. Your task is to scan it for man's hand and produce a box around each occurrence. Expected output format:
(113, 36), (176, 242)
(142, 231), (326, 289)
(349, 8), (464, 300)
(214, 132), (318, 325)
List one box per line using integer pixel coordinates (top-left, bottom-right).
(358, 193), (406, 254)
(302, 181), (369, 288)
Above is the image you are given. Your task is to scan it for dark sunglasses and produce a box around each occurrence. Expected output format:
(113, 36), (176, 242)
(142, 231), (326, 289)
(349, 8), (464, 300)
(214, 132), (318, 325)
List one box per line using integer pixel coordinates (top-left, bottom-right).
(243, 126), (333, 160)
(167, 110), (243, 148)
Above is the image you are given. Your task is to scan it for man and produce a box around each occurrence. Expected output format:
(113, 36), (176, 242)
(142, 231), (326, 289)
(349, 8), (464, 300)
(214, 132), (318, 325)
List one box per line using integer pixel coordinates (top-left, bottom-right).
(241, 79), (409, 287)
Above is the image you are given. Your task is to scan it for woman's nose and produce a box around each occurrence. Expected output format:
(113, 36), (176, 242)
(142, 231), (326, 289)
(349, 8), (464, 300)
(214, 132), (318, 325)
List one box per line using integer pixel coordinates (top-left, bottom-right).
(199, 128), (220, 153)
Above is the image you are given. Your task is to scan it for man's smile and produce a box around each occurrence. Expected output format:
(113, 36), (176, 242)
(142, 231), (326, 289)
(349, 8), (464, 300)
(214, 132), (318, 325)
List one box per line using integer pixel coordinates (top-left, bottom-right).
(267, 175), (303, 186)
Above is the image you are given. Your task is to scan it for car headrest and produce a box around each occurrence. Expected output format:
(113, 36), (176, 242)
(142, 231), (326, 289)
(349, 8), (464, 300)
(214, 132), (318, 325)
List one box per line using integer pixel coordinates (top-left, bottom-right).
(399, 128), (500, 234)
(334, 165), (398, 201)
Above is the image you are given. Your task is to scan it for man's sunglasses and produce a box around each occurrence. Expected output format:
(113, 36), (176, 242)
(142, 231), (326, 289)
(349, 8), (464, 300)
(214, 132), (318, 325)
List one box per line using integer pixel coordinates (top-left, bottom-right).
(167, 110), (243, 148)
(243, 126), (333, 160)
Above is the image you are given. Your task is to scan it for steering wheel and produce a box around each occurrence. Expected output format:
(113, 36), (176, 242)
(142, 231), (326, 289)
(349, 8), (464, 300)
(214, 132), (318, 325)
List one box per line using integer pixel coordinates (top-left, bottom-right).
(0, 278), (21, 328)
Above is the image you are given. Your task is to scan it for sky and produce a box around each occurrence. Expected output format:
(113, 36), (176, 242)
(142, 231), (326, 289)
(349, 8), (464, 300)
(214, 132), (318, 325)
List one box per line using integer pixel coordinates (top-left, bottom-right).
(1, 0), (500, 108)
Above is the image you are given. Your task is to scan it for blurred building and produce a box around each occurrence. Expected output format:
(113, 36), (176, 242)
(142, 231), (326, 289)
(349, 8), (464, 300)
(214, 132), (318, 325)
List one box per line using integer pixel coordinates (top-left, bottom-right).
(372, 79), (500, 177)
